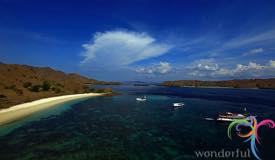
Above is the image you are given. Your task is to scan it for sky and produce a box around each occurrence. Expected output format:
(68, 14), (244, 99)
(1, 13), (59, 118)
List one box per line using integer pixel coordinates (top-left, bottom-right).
(1, 0), (275, 82)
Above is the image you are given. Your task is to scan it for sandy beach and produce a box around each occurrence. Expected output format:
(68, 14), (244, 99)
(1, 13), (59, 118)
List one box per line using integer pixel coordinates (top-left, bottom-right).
(0, 93), (102, 126)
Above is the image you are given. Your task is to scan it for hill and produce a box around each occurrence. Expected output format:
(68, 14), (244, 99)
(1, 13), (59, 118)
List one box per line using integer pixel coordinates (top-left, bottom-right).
(160, 79), (275, 89)
(0, 63), (118, 109)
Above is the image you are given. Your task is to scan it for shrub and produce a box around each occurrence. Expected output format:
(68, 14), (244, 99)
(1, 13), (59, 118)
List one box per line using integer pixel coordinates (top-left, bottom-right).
(29, 85), (41, 92)
(42, 81), (51, 91)
(103, 88), (113, 93)
(95, 88), (113, 93)
(0, 94), (6, 98)
(23, 82), (32, 88)
(57, 83), (64, 88)
(89, 88), (96, 92)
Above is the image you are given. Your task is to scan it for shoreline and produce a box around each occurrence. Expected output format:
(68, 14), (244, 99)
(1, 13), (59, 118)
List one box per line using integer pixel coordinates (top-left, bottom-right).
(0, 93), (103, 126)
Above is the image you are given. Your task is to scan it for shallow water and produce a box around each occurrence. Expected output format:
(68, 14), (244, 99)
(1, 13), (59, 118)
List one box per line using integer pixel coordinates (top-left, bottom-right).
(0, 85), (274, 160)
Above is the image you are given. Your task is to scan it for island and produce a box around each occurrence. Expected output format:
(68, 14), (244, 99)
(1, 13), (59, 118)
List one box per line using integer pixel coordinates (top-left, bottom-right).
(160, 79), (275, 89)
(0, 63), (120, 109)
(0, 63), (121, 126)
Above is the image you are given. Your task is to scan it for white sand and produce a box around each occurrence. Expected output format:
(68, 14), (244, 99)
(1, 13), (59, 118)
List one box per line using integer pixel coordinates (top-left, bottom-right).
(0, 93), (102, 126)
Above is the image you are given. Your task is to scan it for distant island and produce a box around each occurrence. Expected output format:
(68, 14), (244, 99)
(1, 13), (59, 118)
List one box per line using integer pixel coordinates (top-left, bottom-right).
(161, 79), (275, 89)
(123, 81), (159, 86)
(0, 63), (120, 109)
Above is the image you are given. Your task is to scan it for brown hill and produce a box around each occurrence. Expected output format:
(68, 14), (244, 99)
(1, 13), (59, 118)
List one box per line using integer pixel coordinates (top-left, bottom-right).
(0, 63), (116, 109)
(161, 79), (275, 89)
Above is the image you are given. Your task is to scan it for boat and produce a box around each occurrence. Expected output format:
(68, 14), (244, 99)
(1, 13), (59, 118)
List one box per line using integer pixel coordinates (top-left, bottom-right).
(205, 117), (215, 121)
(203, 106), (252, 122)
(216, 106), (251, 122)
(173, 102), (184, 109)
(216, 112), (246, 122)
(136, 96), (147, 101)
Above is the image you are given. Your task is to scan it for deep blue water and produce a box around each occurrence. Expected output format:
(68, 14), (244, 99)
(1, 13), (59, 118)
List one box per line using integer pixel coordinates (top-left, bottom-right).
(0, 85), (275, 160)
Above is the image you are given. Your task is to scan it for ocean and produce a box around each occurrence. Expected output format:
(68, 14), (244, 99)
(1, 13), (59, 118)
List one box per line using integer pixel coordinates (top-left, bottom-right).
(0, 85), (275, 160)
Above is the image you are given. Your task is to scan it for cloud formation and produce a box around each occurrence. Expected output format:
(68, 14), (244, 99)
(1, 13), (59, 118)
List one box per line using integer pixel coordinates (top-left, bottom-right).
(196, 60), (220, 71)
(243, 48), (264, 56)
(135, 61), (172, 74)
(79, 29), (275, 81)
(81, 30), (172, 67)
(222, 29), (275, 50)
(189, 60), (275, 78)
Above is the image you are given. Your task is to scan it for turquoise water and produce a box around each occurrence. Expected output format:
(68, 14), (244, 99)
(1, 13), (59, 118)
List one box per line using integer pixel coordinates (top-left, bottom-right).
(0, 86), (275, 159)
(0, 97), (93, 136)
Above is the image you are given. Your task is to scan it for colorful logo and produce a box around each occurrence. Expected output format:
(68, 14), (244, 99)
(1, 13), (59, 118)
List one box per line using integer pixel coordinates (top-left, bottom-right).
(227, 116), (275, 160)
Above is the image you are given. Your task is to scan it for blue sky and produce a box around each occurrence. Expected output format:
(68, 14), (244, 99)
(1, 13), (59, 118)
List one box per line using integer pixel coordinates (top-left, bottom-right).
(1, 0), (275, 81)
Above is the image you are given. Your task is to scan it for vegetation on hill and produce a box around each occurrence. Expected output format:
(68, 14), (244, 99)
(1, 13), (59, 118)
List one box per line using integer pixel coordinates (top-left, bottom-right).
(160, 79), (275, 89)
(0, 63), (118, 109)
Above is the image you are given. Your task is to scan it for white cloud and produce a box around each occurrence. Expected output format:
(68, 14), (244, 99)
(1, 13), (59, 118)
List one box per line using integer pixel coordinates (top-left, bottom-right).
(213, 68), (233, 76)
(81, 30), (172, 67)
(190, 58), (219, 71)
(135, 61), (172, 74)
(235, 62), (264, 71)
(269, 60), (275, 68)
(197, 63), (219, 71)
(157, 62), (172, 74)
(213, 60), (275, 77)
(243, 48), (264, 56)
(222, 29), (275, 49)
(188, 60), (275, 78)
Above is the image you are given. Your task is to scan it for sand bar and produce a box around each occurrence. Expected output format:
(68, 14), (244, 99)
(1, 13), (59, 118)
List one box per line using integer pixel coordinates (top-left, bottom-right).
(0, 93), (102, 126)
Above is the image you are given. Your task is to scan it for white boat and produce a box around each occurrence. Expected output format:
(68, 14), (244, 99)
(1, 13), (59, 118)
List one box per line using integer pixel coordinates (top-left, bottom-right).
(216, 107), (250, 122)
(136, 96), (146, 101)
(216, 112), (246, 122)
(173, 103), (184, 107)
(205, 117), (215, 121)
(173, 102), (184, 109)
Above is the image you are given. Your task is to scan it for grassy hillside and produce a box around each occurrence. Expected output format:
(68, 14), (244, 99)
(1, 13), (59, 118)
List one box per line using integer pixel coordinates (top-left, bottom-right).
(0, 63), (118, 109)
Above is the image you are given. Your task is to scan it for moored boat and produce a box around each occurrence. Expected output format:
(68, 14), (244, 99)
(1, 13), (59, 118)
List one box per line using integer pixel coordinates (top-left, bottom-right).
(216, 112), (246, 122)
(173, 102), (184, 109)
(136, 96), (147, 101)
